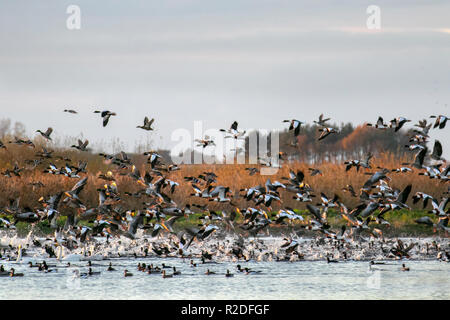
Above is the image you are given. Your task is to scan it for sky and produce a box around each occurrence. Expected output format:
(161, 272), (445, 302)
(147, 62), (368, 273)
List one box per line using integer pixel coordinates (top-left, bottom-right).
(0, 1), (449, 157)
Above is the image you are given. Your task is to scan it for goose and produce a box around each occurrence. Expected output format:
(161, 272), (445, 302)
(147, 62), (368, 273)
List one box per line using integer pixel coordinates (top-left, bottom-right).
(405, 144), (426, 151)
(431, 140), (444, 161)
(64, 109), (78, 114)
(225, 269), (234, 277)
(378, 184), (412, 214)
(293, 191), (314, 203)
(430, 115), (449, 129)
(137, 117), (155, 131)
(318, 127), (338, 141)
(313, 114), (331, 127)
(205, 269), (216, 275)
(344, 159), (361, 172)
(362, 169), (390, 190)
(389, 117), (411, 132)
(391, 167), (412, 173)
(36, 127), (53, 141)
(403, 147), (427, 169)
(94, 110), (117, 127)
(401, 263), (410, 271)
(412, 192), (434, 209)
(283, 119), (303, 136)
(195, 136), (215, 148)
(220, 121), (246, 139)
(367, 116), (388, 129)
(428, 198), (449, 217)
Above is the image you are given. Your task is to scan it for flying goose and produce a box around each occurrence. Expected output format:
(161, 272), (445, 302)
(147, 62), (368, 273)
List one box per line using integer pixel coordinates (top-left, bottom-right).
(313, 114), (331, 127)
(94, 110), (117, 127)
(362, 169), (390, 190)
(367, 116), (388, 129)
(389, 117), (411, 132)
(220, 121), (246, 139)
(412, 192), (434, 209)
(431, 140), (443, 161)
(430, 115), (449, 129)
(195, 136), (215, 148)
(318, 127), (338, 141)
(283, 119), (303, 136)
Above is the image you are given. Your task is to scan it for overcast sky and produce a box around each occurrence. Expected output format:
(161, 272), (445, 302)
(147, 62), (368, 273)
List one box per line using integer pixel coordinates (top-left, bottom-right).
(0, 1), (449, 157)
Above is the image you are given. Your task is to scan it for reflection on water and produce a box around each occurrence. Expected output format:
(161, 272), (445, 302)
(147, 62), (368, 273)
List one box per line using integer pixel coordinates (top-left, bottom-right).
(1, 257), (449, 300)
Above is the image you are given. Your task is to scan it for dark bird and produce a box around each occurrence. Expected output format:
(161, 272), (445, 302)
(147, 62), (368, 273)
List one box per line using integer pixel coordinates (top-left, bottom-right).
(283, 119), (303, 136)
(94, 110), (117, 127)
(71, 139), (89, 152)
(137, 117), (155, 131)
(36, 127), (53, 141)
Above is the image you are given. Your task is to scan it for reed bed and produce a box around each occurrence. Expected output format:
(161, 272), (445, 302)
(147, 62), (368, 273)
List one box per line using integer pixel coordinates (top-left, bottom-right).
(0, 148), (446, 217)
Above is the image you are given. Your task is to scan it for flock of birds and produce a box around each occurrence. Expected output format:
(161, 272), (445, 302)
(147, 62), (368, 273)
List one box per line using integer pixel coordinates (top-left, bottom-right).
(0, 109), (449, 279)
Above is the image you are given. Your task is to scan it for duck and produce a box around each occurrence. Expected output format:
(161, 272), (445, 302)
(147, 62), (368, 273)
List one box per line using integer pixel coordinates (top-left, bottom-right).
(205, 269), (216, 275)
(36, 127), (53, 141)
(162, 270), (173, 278)
(0, 265), (9, 276)
(172, 267), (181, 275)
(401, 264), (410, 271)
(64, 109), (78, 114)
(87, 268), (101, 276)
(107, 262), (116, 271)
(123, 269), (133, 277)
(137, 117), (155, 131)
(71, 139), (89, 152)
(9, 268), (24, 277)
(94, 110), (117, 127)
(225, 269), (234, 277)
(326, 255), (338, 263)
(244, 267), (262, 275)
(313, 113), (331, 127)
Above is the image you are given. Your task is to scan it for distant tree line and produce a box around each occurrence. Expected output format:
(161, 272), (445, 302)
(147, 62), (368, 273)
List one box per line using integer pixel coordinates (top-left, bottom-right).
(245, 122), (414, 164)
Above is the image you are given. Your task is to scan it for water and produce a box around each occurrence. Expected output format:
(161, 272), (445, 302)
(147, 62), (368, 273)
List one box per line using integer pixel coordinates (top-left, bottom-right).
(1, 257), (449, 299)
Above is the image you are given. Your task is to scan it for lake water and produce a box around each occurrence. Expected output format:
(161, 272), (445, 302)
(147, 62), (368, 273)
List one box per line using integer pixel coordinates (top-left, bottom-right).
(1, 256), (449, 300)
